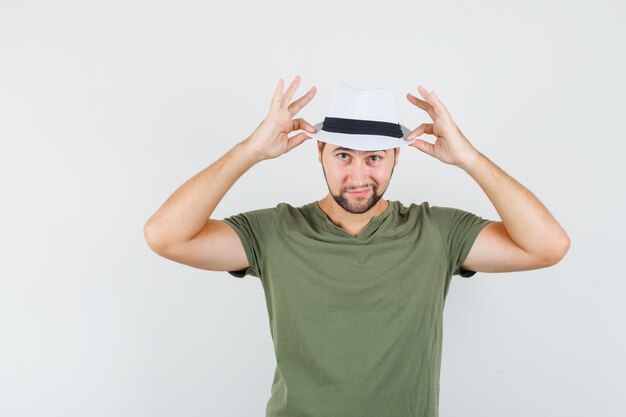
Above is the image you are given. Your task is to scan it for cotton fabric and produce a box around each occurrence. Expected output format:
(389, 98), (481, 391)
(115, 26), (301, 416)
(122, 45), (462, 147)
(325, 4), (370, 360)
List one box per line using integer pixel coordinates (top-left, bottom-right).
(222, 200), (493, 417)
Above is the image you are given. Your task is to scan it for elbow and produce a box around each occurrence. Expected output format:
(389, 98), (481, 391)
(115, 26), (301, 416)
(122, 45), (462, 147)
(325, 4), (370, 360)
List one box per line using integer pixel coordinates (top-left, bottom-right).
(144, 221), (168, 254)
(545, 234), (571, 266)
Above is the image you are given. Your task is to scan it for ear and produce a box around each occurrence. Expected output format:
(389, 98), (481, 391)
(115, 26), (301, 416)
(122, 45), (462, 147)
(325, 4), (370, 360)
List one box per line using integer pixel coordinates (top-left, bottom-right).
(317, 140), (323, 163)
(394, 147), (400, 166)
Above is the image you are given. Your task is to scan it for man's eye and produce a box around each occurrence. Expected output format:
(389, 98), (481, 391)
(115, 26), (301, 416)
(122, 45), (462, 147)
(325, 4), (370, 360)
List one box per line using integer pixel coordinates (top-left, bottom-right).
(337, 154), (381, 161)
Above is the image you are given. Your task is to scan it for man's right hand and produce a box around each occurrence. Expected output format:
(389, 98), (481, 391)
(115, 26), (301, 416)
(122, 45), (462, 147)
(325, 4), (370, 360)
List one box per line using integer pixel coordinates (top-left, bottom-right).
(243, 75), (318, 161)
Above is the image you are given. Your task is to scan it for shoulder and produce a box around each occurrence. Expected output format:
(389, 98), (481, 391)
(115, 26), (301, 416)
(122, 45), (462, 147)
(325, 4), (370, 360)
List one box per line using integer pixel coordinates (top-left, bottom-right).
(240, 201), (319, 226)
(393, 200), (472, 229)
(384, 201), (437, 232)
(394, 200), (433, 218)
(226, 201), (322, 220)
(417, 201), (476, 222)
(236, 201), (299, 214)
(222, 202), (293, 232)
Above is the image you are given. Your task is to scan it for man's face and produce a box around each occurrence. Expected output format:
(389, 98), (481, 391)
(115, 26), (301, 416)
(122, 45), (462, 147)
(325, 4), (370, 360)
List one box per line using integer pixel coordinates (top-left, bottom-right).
(318, 141), (399, 214)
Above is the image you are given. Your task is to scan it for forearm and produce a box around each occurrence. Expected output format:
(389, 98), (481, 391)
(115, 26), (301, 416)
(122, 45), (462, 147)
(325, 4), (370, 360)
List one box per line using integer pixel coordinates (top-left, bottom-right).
(144, 139), (261, 249)
(460, 151), (570, 258)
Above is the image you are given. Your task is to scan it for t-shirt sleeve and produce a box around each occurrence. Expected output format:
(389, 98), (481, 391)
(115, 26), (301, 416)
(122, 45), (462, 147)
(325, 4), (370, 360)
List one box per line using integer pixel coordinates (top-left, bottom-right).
(221, 205), (281, 279)
(430, 205), (495, 278)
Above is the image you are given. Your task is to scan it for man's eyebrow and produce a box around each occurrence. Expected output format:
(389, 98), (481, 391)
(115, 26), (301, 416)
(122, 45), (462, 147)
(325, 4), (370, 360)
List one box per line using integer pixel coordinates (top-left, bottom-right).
(332, 147), (388, 153)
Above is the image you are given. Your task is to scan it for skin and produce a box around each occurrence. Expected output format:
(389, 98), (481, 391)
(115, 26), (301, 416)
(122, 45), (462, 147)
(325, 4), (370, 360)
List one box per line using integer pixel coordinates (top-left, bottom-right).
(240, 75), (569, 262)
(316, 142), (399, 237)
(145, 75), (569, 274)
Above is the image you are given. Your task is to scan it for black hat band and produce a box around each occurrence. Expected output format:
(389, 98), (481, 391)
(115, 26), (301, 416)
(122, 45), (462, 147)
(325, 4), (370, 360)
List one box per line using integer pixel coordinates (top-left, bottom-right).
(321, 117), (403, 138)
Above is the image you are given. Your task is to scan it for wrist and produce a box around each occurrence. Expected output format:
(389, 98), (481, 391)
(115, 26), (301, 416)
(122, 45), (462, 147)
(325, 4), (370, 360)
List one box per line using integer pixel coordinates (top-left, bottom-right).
(457, 148), (483, 172)
(237, 138), (265, 165)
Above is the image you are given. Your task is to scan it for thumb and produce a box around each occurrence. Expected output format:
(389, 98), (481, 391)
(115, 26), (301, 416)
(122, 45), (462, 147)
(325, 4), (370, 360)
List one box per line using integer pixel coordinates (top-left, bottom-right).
(293, 118), (318, 133)
(286, 132), (311, 152)
(411, 139), (435, 157)
(302, 119), (318, 133)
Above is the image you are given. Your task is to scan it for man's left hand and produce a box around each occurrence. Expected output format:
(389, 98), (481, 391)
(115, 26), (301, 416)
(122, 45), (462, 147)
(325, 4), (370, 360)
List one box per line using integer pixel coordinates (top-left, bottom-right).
(405, 85), (479, 170)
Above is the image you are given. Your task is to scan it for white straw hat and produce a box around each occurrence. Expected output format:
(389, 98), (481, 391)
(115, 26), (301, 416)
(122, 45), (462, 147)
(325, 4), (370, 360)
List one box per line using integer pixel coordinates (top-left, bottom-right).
(308, 83), (417, 151)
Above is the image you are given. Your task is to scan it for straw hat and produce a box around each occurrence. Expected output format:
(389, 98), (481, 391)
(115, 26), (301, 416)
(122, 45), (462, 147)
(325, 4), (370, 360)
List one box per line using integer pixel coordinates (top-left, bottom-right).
(307, 83), (417, 151)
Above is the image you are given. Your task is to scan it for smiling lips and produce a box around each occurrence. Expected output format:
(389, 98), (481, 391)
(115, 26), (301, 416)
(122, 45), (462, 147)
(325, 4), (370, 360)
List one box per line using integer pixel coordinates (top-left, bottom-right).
(347, 188), (371, 195)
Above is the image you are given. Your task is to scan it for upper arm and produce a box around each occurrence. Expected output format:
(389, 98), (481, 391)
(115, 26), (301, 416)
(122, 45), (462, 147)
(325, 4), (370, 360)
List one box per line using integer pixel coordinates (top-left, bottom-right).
(461, 221), (561, 273)
(147, 219), (250, 272)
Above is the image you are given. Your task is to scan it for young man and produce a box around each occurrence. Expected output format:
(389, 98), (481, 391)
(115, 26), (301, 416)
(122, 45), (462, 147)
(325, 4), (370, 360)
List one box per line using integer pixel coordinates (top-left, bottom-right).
(144, 76), (570, 417)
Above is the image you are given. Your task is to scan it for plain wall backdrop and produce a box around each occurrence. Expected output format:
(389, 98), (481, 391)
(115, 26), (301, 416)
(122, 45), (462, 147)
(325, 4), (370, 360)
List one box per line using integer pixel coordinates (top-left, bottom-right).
(1, 0), (624, 416)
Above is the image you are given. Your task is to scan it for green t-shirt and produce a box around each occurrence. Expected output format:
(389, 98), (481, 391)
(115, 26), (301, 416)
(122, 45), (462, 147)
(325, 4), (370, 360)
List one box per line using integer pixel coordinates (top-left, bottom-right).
(222, 200), (493, 417)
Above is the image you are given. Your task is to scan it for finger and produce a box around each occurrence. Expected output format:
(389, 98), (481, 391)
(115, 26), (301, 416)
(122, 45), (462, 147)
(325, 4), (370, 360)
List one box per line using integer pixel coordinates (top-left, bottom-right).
(288, 86), (317, 116)
(286, 131), (311, 152)
(270, 79), (284, 111)
(281, 75), (301, 108)
(406, 92), (436, 120)
(292, 118), (318, 133)
(410, 138), (435, 157)
(405, 123), (433, 140)
(417, 85), (447, 116)
(417, 84), (432, 102)
(429, 90), (449, 114)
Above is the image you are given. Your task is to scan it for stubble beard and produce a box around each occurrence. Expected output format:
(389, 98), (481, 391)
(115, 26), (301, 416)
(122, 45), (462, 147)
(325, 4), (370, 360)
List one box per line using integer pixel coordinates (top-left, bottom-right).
(321, 162), (395, 215)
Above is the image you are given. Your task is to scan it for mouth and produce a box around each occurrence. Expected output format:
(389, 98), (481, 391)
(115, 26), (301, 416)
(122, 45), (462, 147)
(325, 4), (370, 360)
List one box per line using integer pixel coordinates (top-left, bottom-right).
(347, 188), (371, 196)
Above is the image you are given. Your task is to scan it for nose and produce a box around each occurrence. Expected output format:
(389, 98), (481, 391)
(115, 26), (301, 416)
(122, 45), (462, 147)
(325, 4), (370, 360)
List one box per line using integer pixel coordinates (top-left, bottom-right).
(346, 162), (373, 189)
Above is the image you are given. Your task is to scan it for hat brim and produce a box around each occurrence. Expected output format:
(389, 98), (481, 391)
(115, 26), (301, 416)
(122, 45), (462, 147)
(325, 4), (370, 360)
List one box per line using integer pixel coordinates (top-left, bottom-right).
(307, 121), (417, 151)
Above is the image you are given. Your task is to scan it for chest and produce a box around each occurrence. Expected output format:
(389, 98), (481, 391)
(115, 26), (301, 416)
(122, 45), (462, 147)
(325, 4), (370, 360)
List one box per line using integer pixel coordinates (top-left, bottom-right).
(261, 226), (449, 315)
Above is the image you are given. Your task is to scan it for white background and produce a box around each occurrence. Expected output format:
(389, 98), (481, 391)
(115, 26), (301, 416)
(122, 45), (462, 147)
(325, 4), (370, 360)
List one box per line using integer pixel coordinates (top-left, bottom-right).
(1, 0), (624, 416)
